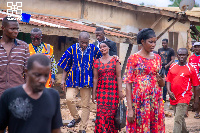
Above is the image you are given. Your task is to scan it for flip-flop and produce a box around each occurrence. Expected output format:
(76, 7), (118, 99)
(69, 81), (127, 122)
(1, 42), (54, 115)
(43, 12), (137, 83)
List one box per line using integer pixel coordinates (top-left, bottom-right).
(194, 114), (200, 119)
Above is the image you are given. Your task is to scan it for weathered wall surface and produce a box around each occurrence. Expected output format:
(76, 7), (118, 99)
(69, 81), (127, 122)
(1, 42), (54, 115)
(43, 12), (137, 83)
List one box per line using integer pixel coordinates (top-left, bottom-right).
(0, 0), (82, 18)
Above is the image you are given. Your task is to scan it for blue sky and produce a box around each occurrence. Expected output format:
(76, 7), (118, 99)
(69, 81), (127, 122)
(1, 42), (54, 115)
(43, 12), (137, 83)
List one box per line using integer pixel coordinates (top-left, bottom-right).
(122, 0), (200, 7)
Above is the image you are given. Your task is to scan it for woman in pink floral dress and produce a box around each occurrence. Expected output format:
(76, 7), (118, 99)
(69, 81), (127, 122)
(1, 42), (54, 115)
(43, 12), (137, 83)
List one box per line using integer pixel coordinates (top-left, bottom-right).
(123, 28), (165, 133)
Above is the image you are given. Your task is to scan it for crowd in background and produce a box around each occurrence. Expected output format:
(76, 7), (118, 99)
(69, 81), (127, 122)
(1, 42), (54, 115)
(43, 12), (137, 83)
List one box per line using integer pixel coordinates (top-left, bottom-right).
(0, 16), (199, 133)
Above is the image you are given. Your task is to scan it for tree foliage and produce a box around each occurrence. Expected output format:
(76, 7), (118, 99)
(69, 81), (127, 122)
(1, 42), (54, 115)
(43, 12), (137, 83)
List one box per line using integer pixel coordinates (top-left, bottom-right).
(140, 2), (144, 6)
(168, 0), (199, 7)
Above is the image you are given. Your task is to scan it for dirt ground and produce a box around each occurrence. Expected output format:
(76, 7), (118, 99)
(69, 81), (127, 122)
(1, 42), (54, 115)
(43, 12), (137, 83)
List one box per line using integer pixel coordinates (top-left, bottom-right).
(55, 82), (200, 133)
(60, 98), (200, 133)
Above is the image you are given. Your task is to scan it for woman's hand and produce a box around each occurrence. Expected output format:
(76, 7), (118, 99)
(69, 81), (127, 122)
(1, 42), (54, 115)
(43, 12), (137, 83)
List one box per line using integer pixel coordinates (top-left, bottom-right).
(119, 90), (124, 100)
(127, 109), (135, 123)
(156, 74), (165, 87)
(92, 92), (96, 104)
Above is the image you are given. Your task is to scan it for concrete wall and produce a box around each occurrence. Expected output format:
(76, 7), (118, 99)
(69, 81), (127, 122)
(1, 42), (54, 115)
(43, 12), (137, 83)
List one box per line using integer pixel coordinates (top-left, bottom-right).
(0, 0), (82, 18)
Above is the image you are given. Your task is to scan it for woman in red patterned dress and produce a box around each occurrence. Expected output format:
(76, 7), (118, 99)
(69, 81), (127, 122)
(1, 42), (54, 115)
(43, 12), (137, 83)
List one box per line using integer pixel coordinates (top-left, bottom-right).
(92, 41), (123, 133)
(123, 28), (165, 133)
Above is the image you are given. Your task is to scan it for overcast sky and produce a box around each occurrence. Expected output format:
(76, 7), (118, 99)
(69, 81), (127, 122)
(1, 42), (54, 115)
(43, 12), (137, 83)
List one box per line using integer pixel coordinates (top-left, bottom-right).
(122, 0), (200, 7)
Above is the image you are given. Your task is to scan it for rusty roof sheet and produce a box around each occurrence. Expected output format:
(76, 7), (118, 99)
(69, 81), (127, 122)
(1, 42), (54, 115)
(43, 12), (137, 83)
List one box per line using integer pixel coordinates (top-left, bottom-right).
(0, 10), (135, 39)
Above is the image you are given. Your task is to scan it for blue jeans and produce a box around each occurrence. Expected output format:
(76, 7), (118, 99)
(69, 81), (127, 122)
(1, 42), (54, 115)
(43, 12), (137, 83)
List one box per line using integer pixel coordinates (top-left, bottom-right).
(163, 68), (169, 101)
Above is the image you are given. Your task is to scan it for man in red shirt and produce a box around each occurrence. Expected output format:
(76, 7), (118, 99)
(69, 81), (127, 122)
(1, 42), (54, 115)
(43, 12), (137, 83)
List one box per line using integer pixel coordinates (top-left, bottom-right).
(189, 42), (200, 119)
(167, 48), (200, 133)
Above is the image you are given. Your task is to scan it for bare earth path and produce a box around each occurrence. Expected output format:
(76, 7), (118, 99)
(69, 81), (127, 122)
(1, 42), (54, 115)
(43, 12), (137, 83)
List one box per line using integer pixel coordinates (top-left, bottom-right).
(60, 99), (200, 133)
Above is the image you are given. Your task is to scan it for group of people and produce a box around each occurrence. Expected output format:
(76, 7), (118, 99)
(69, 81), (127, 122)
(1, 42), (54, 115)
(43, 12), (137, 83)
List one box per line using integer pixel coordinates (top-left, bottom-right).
(0, 16), (199, 133)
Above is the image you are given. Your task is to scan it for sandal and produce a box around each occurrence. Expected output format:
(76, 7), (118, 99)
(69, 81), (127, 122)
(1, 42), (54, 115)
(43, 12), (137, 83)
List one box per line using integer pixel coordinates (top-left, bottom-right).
(194, 114), (200, 119)
(184, 114), (189, 118)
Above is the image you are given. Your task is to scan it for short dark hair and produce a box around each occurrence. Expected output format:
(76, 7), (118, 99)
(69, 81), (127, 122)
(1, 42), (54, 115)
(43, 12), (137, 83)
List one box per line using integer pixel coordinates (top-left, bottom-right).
(2, 16), (18, 27)
(162, 39), (168, 43)
(31, 28), (42, 33)
(100, 41), (110, 48)
(177, 48), (188, 54)
(27, 54), (50, 70)
(137, 28), (156, 44)
(96, 27), (104, 33)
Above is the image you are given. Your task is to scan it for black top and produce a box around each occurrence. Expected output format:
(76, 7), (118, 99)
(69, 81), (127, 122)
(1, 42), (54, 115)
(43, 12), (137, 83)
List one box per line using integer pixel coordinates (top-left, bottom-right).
(0, 85), (63, 133)
(158, 47), (175, 68)
(93, 38), (117, 56)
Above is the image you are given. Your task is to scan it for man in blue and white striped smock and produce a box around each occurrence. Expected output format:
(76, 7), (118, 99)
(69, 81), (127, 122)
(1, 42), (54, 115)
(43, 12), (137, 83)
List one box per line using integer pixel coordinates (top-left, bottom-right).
(58, 31), (102, 133)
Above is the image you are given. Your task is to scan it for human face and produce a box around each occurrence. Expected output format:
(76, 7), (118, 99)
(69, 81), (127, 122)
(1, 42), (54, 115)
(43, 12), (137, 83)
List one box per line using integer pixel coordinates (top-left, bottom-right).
(194, 45), (200, 55)
(162, 41), (168, 49)
(79, 37), (89, 51)
(177, 50), (188, 64)
(27, 61), (50, 93)
(95, 31), (105, 42)
(2, 21), (19, 39)
(142, 37), (157, 53)
(100, 43), (109, 55)
(31, 32), (42, 46)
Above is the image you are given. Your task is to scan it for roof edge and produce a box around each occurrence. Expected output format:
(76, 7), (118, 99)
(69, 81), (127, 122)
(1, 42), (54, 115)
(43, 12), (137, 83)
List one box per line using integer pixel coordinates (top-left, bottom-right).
(86, 0), (200, 22)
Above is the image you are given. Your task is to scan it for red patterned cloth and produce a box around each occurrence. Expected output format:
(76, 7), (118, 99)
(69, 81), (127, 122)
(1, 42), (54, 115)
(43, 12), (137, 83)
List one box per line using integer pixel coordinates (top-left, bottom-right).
(94, 57), (119, 133)
(123, 53), (165, 133)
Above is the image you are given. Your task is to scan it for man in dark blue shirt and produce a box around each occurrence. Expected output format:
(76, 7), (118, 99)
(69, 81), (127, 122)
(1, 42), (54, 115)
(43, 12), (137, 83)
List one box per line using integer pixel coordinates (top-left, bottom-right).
(158, 39), (175, 102)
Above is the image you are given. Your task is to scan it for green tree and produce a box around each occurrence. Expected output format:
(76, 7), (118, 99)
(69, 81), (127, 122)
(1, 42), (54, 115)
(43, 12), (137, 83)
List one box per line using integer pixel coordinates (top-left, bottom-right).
(140, 2), (144, 6)
(168, 0), (199, 7)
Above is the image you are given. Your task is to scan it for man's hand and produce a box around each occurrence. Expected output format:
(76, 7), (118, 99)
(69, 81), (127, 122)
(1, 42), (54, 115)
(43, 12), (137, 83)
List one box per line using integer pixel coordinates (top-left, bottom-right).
(92, 92), (96, 104)
(127, 109), (135, 123)
(60, 80), (66, 91)
(165, 65), (168, 69)
(50, 78), (55, 86)
(168, 91), (176, 100)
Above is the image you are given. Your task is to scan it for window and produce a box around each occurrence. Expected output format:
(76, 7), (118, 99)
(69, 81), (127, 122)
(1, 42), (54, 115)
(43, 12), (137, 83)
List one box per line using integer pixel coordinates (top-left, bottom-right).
(169, 32), (178, 55)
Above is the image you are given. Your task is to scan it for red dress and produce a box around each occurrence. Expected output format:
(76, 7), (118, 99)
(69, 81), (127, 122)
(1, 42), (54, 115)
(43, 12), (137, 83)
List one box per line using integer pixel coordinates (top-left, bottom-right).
(94, 57), (119, 133)
(123, 53), (165, 133)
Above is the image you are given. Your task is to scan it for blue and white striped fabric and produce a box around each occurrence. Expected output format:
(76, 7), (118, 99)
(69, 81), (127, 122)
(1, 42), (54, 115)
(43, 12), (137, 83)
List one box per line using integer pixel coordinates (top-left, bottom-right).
(58, 43), (102, 88)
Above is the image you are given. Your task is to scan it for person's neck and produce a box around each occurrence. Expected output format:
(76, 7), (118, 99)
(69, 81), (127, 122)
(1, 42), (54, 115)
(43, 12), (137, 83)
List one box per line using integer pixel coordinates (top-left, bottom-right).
(99, 36), (106, 42)
(195, 53), (200, 56)
(23, 84), (43, 100)
(163, 46), (168, 49)
(140, 48), (151, 57)
(102, 53), (110, 59)
(32, 42), (42, 46)
(1, 36), (15, 44)
(178, 62), (187, 66)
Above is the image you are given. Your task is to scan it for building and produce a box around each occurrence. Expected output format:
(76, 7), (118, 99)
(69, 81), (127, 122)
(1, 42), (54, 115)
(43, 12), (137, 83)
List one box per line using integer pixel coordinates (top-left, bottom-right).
(1, 0), (200, 76)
